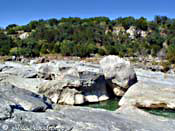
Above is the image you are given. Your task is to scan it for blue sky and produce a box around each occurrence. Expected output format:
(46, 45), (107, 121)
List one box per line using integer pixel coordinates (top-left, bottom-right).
(1, 0), (175, 28)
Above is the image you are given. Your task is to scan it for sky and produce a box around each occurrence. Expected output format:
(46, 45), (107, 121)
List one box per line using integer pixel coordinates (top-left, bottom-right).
(1, 0), (175, 28)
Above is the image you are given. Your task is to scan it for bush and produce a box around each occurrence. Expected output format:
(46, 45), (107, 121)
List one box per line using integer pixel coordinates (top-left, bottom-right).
(87, 43), (98, 54)
(9, 47), (33, 57)
(9, 47), (20, 56)
(105, 45), (116, 55)
(73, 44), (90, 57)
(0, 33), (13, 55)
(98, 48), (106, 56)
(151, 44), (161, 56)
(60, 40), (75, 56)
(166, 44), (175, 63)
(160, 61), (171, 72)
(7, 29), (17, 35)
(53, 42), (61, 53)
(40, 43), (49, 54)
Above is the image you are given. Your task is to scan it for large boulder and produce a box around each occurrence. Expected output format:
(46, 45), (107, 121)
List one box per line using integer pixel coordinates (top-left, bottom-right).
(38, 68), (109, 105)
(80, 71), (109, 102)
(0, 62), (37, 78)
(100, 55), (137, 96)
(119, 81), (175, 109)
(0, 82), (51, 112)
(1, 76), (47, 93)
(0, 99), (13, 120)
(34, 62), (61, 80)
(38, 80), (81, 105)
(19, 32), (29, 39)
(34, 60), (102, 80)
(126, 26), (136, 39)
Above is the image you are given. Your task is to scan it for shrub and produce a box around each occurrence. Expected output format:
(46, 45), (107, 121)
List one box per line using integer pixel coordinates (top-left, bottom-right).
(7, 29), (17, 35)
(60, 40), (74, 56)
(53, 42), (61, 53)
(0, 33), (13, 55)
(160, 61), (171, 72)
(73, 44), (90, 57)
(9, 47), (19, 56)
(98, 48), (106, 56)
(9, 47), (32, 57)
(166, 44), (175, 63)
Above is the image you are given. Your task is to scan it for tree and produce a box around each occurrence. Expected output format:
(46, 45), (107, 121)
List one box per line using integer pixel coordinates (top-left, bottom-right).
(7, 28), (17, 35)
(6, 24), (18, 30)
(154, 16), (161, 24)
(60, 40), (75, 56)
(136, 17), (148, 31)
(0, 32), (13, 55)
(166, 44), (175, 63)
(147, 31), (165, 47)
(48, 18), (59, 26)
(115, 16), (135, 29)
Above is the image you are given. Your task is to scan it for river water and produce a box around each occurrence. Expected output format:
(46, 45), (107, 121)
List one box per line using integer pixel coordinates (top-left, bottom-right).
(84, 99), (175, 119)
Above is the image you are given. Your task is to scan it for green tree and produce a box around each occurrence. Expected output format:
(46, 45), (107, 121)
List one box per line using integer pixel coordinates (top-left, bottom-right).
(136, 17), (148, 31)
(167, 44), (175, 63)
(0, 32), (13, 55)
(6, 24), (18, 30)
(60, 40), (75, 56)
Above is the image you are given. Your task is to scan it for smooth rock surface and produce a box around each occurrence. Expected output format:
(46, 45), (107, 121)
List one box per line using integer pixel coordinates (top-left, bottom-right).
(1, 62), (37, 78)
(1, 76), (47, 93)
(135, 68), (175, 86)
(100, 55), (137, 96)
(0, 82), (51, 112)
(1, 106), (175, 131)
(38, 68), (109, 105)
(119, 81), (175, 109)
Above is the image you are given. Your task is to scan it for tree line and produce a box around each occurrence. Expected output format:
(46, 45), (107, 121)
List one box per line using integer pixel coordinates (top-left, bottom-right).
(0, 16), (175, 64)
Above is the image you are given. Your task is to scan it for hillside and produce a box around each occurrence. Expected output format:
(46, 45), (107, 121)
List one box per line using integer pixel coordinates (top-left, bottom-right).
(0, 16), (175, 66)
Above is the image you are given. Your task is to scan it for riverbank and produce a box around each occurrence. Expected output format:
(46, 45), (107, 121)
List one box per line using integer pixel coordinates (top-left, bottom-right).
(0, 55), (175, 130)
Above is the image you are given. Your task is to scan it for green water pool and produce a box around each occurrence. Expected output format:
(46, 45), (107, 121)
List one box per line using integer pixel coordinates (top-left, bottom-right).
(84, 98), (120, 111)
(84, 99), (175, 118)
(144, 109), (175, 119)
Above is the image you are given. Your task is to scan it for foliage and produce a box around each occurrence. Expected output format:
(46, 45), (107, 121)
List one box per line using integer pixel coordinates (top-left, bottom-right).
(166, 44), (175, 63)
(1, 16), (175, 63)
(0, 32), (13, 55)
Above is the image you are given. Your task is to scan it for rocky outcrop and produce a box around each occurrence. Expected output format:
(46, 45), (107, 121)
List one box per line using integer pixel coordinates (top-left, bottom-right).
(0, 62), (37, 78)
(112, 26), (125, 35)
(119, 68), (175, 109)
(126, 26), (136, 39)
(1, 76), (47, 93)
(135, 68), (175, 86)
(100, 55), (137, 96)
(0, 58), (174, 130)
(19, 32), (29, 39)
(34, 60), (102, 80)
(38, 68), (109, 105)
(119, 81), (175, 109)
(0, 106), (175, 131)
(38, 80), (81, 105)
(0, 60), (109, 105)
(0, 82), (51, 112)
